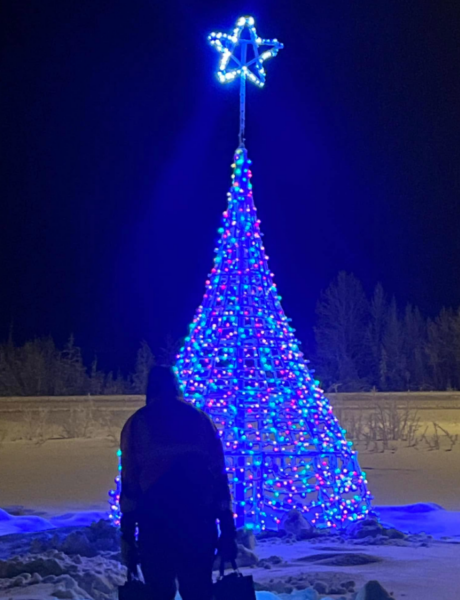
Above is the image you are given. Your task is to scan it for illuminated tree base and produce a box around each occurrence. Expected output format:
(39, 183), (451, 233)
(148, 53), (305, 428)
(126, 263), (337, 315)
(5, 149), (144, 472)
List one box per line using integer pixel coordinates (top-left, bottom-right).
(225, 449), (369, 530)
(108, 450), (122, 527)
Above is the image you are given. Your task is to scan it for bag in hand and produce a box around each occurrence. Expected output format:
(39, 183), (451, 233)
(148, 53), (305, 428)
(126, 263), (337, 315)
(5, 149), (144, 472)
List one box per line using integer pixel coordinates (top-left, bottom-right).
(118, 568), (149, 600)
(213, 560), (256, 600)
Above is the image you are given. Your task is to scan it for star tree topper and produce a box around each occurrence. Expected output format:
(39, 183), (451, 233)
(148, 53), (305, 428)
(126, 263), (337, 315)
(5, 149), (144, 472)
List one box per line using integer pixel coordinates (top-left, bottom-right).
(208, 16), (283, 146)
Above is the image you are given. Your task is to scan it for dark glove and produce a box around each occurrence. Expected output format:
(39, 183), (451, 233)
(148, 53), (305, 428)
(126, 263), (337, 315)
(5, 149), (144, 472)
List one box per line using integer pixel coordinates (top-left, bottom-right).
(217, 510), (238, 562)
(121, 537), (139, 573)
(120, 512), (139, 572)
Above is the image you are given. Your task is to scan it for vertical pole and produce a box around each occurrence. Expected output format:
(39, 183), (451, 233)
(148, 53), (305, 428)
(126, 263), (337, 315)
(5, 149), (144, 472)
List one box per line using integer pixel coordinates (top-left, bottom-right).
(239, 42), (247, 148)
(239, 76), (246, 147)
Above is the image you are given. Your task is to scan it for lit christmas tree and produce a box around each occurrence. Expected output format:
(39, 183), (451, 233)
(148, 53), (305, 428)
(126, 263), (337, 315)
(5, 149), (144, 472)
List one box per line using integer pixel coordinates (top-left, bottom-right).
(109, 16), (372, 531)
(174, 143), (371, 531)
(174, 17), (372, 531)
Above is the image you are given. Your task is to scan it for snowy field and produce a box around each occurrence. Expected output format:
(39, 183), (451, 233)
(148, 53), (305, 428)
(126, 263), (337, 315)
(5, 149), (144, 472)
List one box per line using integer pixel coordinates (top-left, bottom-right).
(1, 417), (460, 599)
(0, 437), (460, 517)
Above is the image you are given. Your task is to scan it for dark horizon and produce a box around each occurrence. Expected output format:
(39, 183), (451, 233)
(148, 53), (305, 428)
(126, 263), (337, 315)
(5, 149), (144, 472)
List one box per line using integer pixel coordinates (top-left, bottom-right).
(1, 0), (460, 372)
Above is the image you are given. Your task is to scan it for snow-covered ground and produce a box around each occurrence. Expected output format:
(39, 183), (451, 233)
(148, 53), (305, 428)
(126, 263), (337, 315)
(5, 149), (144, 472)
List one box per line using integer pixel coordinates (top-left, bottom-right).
(1, 436), (460, 599)
(1, 436), (459, 516)
(1, 506), (459, 600)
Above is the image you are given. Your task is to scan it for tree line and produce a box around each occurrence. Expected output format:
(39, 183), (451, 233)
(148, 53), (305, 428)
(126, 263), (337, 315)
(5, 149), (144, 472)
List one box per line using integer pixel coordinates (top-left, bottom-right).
(314, 271), (460, 392)
(0, 336), (154, 396)
(2, 272), (459, 395)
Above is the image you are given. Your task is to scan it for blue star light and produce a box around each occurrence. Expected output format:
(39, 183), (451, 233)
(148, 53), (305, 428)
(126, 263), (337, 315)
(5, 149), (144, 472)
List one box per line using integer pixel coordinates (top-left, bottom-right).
(208, 16), (283, 88)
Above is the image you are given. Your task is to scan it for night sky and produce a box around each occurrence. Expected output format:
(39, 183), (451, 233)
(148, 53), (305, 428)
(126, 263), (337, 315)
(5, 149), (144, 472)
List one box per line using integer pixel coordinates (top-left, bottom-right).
(1, 1), (460, 371)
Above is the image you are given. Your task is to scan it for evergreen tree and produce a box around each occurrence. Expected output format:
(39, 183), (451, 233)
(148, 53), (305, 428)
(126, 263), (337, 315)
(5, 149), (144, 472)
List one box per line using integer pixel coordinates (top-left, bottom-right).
(403, 305), (427, 389)
(366, 283), (387, 388)
(380, 298), (406, 390)
(132, 340), (154, 394)
(315, 272), (369, 391)
(56, 335), (88, 395)
(104, 370), (129, 395)
(426, 308), (460, 389)
(89, 358), (106, 395)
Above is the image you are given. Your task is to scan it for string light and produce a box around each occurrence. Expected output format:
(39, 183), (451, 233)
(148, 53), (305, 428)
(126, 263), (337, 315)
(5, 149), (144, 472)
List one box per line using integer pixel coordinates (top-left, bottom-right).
(108, 449), (122, 526)
(208, 16), (283, 88)
(173, 148), (372, 531)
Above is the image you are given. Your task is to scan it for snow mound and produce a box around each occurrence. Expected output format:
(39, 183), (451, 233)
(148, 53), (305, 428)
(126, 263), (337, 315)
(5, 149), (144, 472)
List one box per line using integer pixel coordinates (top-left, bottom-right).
(379, 503), (444, 514)
(256, 570), (357, 597)
(0, 509), (107, 537)
(0, 508), (54, 535)
(0, 550), (124, 600)
(295, 552), (380, 566)
(376, 504), (460, 538)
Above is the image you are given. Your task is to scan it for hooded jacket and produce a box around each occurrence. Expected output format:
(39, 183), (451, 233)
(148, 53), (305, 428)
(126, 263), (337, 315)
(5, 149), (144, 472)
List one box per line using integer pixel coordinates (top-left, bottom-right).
(120, 396), (234, 539)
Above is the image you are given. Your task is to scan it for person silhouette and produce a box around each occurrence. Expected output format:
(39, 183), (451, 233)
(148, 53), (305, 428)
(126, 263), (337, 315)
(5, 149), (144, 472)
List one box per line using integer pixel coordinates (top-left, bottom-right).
(120, 366), (237, 600)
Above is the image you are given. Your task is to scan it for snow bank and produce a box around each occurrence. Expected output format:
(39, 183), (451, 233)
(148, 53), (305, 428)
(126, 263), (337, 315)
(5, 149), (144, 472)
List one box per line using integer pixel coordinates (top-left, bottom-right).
(376, 503), (460, 538)
(0, 509), (106, 537)
(0, 508), (54, 536)
(2, 503), (460, 539)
